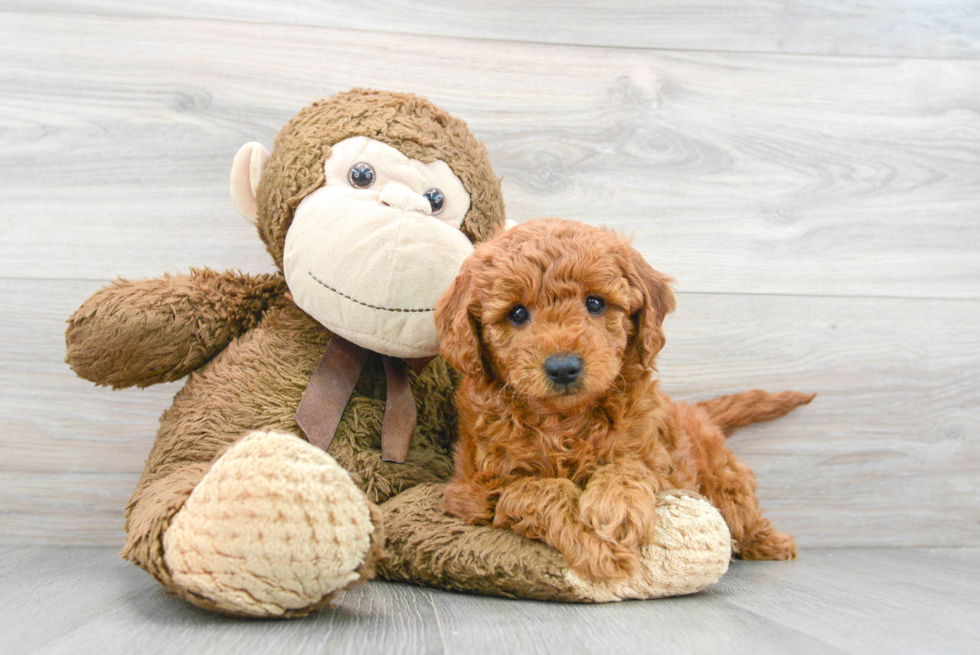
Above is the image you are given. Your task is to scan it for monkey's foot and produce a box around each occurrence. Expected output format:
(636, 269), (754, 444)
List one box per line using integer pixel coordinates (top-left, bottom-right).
(562, 491), (731, 601)
(162, 430), (383, 618)
(380, 485), (731, 602)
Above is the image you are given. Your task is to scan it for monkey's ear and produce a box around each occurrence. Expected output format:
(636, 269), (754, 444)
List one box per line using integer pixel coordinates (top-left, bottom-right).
(230, 142), (271, 226)
(626, 248), (676, 369)
(434, 263), (485, 379)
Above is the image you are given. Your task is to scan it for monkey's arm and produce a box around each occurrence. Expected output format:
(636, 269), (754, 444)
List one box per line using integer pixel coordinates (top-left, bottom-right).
(66, 268), (286, 388)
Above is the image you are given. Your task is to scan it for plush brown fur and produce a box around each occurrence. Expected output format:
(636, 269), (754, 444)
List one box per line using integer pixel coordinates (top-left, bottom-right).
(258, 88), (505, 269)
(65, 90), (504, 612)
(66, 269), (286, 389)
(435, 219), (813, 581)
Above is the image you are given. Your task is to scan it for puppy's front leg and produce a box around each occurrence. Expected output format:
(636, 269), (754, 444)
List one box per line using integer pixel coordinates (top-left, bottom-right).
(493, 477), (638, 581)
(579, 461), (663, 554)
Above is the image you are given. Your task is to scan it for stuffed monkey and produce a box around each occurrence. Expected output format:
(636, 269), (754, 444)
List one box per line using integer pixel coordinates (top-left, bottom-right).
(65, 89), (732, 618)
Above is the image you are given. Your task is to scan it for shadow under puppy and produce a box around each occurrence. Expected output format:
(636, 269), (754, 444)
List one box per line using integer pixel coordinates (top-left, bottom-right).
(434, 218), (813, 582)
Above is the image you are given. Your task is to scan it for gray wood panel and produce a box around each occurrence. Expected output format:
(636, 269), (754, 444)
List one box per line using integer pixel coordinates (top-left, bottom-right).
(1, 13), (979, 298)
(2, 546), (978, 654)
(1, 0), (978, 565)
(5, 1), (980, 59)
(3, 279), (977, 547)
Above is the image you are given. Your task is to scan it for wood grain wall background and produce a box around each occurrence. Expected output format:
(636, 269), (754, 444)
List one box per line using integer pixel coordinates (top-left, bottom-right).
(0, 2), (977, 548)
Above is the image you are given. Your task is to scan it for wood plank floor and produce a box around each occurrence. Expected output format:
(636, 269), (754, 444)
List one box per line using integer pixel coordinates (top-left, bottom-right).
(2, 546), (978, 654)
(2, 12), (978, 298)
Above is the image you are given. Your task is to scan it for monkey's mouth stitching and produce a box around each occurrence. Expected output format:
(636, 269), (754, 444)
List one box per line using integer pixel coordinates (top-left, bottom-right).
(308, 271), (435, 313)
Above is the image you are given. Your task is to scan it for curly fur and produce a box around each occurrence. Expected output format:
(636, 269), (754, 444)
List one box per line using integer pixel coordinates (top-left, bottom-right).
(435, 218), (813, 581)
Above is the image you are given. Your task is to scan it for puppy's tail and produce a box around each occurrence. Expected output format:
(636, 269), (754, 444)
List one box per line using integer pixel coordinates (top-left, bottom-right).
(696, 390), (816, 437)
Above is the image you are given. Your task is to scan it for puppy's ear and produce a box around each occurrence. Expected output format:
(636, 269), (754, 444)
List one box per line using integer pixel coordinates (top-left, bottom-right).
(434, 261), (485, 378)
(625, 247), (676, 369)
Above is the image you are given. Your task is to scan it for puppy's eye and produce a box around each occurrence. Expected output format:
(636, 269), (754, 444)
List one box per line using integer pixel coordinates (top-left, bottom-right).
(508, 304), (530, 326)
(423, 188), (445, 215)
(348, 163), (375, 188)
(585, 296), (606, 315)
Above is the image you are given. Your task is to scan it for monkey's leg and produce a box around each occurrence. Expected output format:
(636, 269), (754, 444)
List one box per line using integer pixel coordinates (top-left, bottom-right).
(379, 483), (732, 602)
(124, 430), (383, 618)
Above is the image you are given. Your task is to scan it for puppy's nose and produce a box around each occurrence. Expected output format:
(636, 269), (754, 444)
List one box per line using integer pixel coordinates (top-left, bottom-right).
(544, 354), (583, 386)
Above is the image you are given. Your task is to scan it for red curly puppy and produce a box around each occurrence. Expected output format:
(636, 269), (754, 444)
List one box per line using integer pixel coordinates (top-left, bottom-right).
(434, 218), (813, 582)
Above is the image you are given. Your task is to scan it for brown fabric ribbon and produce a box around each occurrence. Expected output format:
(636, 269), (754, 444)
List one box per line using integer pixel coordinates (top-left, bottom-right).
(294, 333), (433, 464)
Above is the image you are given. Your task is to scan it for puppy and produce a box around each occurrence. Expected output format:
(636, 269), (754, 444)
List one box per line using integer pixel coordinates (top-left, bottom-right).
(434, 218), (811, 582)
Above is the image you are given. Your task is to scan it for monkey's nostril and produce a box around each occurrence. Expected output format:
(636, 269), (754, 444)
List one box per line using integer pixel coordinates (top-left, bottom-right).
(378, 183), (432, 215)
(544, 354), (583, 386)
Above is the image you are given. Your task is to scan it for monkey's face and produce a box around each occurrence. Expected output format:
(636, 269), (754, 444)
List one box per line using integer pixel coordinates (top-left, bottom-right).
(282, 136), (475, 358)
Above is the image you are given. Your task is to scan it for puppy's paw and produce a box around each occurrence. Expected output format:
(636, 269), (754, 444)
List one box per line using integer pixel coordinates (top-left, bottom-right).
(564, 532), (642, 582)
(561, 491), (732, 601)
(578, 476), (657, 550)
(740, 529), (798, 560)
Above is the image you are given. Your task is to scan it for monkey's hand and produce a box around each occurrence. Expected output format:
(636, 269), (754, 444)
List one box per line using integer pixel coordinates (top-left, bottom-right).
(66, 268), (285, 388)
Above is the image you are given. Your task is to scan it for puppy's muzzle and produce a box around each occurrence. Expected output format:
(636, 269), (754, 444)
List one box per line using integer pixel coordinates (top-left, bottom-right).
(544, 354), (583, 387)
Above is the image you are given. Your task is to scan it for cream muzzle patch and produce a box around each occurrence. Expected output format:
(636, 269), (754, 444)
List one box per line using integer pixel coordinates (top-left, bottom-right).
(283, 137), (474, 359)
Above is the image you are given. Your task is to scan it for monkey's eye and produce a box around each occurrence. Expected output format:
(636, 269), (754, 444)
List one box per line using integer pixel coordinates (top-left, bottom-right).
(508, 304), (530, 326)
(585, 296), (606, 315)
(423, 188), (445, 215)
(348, 163), (375, 189)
